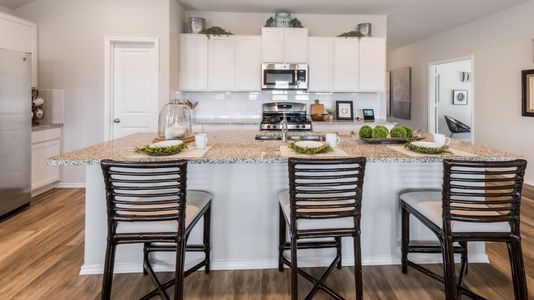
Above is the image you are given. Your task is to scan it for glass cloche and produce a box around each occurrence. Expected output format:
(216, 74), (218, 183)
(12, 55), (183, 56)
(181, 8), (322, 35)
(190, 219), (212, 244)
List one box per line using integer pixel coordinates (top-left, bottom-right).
(158, 99), (192, 140)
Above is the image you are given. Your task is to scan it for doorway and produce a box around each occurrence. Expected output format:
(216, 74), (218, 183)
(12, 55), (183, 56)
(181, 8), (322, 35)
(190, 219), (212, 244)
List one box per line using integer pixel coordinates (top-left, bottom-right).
(104, 37), (159, 141)
(428, 57), (474, 141)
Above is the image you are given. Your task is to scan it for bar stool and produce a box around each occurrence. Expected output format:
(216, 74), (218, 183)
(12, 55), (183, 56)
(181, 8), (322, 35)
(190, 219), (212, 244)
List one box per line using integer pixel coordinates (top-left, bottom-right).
(400, 159), (528, 300)
(278, 157), (367, 300)
(100, 160), (212, 300)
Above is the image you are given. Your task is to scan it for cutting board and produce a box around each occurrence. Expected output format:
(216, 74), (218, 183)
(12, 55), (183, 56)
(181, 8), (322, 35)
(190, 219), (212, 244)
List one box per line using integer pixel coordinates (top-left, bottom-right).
(310, 100), (325, 115)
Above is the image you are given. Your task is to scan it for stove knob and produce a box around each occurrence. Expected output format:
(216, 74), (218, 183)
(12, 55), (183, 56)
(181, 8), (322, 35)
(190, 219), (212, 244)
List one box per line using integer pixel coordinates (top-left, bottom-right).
(267, 125), (272, 129)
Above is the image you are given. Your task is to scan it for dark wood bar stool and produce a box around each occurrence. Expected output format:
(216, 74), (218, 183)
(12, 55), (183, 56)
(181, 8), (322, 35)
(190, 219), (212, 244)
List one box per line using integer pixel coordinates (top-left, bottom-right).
(400, 159), (528, 300)
(100, 160), (212, 300)
(278, 157), (367, 300)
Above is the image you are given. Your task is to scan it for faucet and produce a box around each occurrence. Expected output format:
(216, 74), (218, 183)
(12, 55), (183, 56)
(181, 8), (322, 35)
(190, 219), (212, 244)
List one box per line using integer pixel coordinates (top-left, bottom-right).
(280, 113), (288, 142)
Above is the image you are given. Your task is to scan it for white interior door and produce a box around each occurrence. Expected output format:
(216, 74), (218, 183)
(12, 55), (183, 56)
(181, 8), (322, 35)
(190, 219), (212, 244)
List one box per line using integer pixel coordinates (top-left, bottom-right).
(111, 41), (158, 139)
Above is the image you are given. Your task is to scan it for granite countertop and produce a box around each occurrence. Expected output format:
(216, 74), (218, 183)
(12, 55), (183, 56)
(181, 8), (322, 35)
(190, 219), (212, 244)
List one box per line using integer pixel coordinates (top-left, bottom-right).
(312, 119), (393, 126)
(48, 130), (519, 166)
(32, 122), (63, 132)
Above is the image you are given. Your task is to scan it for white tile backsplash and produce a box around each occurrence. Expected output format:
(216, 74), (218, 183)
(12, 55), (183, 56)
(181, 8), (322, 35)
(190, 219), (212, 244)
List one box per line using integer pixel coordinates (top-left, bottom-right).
(177, 91), (386, 120)
(38, 89), (65, 124)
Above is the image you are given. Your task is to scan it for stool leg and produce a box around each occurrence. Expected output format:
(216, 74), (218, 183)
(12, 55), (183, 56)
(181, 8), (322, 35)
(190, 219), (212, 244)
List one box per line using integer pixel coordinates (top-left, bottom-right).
(174, 238), (187, 300)
(401, 206), (409, 274)
(203, 205), (211, 274)
(508, 240), (529, 300)
(441, 238), (458, 300)
(101, 240), (116, 300)
(143, 243), (149, 275)
(335, 237), (342, 269)
(278, 205), (286, 272)
(290, 235), (298, 300)
(353, 231), (363, 300)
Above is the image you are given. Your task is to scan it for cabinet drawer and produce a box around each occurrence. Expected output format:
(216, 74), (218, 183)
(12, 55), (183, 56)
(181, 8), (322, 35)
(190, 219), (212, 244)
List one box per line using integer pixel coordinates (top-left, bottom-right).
(32, 128), (61, 144)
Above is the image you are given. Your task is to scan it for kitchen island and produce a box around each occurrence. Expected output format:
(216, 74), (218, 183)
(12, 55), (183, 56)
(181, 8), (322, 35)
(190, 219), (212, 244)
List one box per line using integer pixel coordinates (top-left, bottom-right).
(49, 131), (517, 275)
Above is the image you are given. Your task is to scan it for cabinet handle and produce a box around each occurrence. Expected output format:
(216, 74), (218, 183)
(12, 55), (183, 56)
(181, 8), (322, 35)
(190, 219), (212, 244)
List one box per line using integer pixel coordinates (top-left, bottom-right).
(113, 118), (121, 124)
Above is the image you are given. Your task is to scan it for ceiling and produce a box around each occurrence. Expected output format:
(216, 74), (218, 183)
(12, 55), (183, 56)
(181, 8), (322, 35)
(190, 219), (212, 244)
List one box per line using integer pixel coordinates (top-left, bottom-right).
(0, 0), (34, 10)
(178, 0), (528, 49)
(1, 0), (527, 49)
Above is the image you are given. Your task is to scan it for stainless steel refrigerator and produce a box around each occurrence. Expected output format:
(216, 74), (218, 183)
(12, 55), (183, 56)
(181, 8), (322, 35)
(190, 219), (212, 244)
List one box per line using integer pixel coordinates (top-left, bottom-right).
(0, 49), (32, 217)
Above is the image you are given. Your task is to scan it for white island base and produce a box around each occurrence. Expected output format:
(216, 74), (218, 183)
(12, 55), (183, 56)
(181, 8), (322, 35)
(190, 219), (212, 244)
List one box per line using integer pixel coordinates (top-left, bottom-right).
(80, 161), (488, 275)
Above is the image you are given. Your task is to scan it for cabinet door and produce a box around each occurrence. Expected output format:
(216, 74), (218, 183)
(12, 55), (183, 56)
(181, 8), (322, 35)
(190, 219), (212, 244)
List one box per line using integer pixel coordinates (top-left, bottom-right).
(261, 28), (284, 63)
(179, 34), (208, 91)
(334, 38), (359, 92)
(308, 37), (334, 92)
(234, 36), (261, 91)
(283, 28), (308, 63)
(208, 36), (235, 91)
(359, 38), (386, 92)
(31, 139), (61, 191)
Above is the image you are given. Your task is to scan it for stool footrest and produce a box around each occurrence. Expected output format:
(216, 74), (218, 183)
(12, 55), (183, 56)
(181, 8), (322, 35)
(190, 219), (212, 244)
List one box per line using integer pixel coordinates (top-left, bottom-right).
(281, 240), (339, 251)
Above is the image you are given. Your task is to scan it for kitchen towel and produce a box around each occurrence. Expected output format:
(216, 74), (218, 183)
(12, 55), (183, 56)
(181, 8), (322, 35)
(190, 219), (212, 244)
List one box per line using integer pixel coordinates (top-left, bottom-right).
(387, 145), (477, 158)
(129, 146), (213, 159)
(279, 146), (349, 158)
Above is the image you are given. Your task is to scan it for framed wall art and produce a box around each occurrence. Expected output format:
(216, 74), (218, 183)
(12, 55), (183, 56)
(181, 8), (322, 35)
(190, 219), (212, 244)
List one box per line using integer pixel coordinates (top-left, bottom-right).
(335, 101), (354, 120)
(452, 90), (468, 105)
(522, 69), (534, 117)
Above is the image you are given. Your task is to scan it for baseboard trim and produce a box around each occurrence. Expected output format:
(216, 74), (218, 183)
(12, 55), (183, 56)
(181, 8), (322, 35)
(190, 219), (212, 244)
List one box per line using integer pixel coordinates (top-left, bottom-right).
(79, 254), (489, 275)
(56, 182), (85, 188)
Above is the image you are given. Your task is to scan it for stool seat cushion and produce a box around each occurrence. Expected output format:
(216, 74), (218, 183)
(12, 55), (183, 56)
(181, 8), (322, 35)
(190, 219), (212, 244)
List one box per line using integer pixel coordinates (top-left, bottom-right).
(400, 191), (510, 233)
(278, 190), (355, 231)
(116, 190), (212, 234)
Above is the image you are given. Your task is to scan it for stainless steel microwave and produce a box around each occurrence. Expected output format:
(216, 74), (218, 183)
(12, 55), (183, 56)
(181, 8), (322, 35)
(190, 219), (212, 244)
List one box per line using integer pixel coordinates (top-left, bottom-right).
(261, 63), (308, 90)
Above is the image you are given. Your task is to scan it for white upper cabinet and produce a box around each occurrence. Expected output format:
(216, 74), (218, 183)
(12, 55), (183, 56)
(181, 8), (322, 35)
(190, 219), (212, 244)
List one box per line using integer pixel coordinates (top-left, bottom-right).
(359, 37), (386, 92)
(179, 34), (208, 91)
(261, 28), (284, 63)
(283, 28), (308, 63)
(208, 36), (235, 91)
(234, 36), (261, 91)
(261, 28), (307, 63)
(0, 12), (38, 87)
(334, 38), (360, 92)
(307, 37), (334, 92)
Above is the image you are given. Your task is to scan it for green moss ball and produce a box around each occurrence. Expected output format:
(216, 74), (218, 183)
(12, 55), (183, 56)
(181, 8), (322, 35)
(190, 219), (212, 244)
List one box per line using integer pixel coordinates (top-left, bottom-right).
(371, 125), (389, 138)
(359, 125), (373, 138)
(399, 125), (413, 138)
(390, 126), (408, 138)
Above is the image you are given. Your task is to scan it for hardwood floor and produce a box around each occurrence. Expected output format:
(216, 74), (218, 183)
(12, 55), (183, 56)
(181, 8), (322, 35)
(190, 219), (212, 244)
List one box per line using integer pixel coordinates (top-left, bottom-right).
(0, 187), (533, 299)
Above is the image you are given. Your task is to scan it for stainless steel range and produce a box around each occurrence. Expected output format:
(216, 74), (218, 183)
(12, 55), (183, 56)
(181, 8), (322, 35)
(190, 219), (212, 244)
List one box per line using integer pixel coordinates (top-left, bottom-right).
(260, 102), (312, 131)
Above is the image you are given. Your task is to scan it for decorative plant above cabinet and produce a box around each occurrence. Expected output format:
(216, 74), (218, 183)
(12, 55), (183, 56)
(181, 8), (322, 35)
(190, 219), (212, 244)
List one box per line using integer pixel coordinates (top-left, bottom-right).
(264, 11), (304, 28)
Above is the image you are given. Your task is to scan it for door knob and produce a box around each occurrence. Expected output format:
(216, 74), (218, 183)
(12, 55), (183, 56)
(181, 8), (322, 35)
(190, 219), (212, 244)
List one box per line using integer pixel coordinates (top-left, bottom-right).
(113, 118), (121, 124)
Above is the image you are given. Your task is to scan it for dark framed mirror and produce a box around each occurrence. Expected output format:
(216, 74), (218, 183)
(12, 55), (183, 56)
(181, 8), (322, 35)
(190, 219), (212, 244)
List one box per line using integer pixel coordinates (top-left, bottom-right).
(522, 69), (534, 117)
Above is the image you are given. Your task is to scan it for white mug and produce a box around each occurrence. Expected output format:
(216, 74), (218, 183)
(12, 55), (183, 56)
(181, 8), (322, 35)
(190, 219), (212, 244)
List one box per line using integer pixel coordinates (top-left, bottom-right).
(325, 133), (341, 148)
(433, 133), (451, 146)
(195, 134), (208, 150)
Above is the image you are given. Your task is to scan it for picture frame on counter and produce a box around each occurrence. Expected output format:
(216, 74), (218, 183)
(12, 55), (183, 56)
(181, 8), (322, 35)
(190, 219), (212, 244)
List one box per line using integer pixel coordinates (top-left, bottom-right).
(335, 101), (354, 120)
(522, 69), (534, 117)
(452, 90), (468, 105)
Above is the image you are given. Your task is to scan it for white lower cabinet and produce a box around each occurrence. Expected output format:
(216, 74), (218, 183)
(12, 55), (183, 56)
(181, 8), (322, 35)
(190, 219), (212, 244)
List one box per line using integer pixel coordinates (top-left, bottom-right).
(32, 128), (61, 194)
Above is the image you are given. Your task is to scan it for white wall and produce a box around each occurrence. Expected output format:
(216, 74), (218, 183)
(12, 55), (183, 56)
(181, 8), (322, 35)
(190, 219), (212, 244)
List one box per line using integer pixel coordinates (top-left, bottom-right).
(15, 0), (180, 185)
(170, 0), (185, 95)
(388, 0), (534, 184)
(184, 11), (387, 37)
(436, 59), (472, 139)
